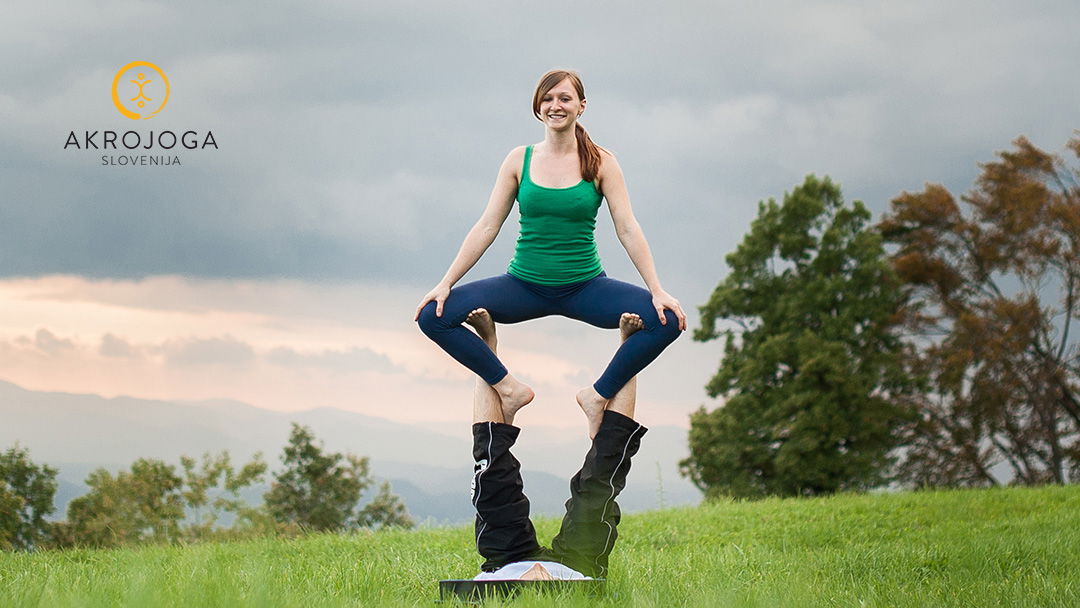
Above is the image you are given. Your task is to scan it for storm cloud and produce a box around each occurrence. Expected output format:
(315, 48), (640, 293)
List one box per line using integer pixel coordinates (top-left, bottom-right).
(1, 0), (1078, 310)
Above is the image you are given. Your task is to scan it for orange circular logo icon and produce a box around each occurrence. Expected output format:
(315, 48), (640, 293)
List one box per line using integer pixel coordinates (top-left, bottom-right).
(112, 61), (170, 120)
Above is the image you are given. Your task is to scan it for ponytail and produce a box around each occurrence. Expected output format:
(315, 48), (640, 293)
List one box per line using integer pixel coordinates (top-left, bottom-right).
(575, 122), (603, 183)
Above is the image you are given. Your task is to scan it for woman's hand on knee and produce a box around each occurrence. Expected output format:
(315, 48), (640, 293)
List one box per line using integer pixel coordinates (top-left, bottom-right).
(651, 289), (687, 331)
(415, 283), (451, 320)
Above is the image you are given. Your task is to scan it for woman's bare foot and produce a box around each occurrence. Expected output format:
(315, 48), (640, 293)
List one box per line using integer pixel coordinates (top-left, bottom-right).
(493, 374), (534, 425)
(576, 386), (609, 440)
(465, 308), (497, 351)
(620, 312), (644, 341)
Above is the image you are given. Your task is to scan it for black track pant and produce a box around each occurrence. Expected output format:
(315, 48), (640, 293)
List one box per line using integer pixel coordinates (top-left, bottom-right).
(470, 411), (648, 577)
(549, 410), (648, 578)
(471, 421), (541, 571)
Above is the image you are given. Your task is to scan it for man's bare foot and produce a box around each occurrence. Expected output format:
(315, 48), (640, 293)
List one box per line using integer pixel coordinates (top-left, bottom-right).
(576, 386), (609, 440)
(465, 308), (497, 351)
(620, 312), (644, 342)
(519, 562), (554, 581)
(493, 374), (534, 426)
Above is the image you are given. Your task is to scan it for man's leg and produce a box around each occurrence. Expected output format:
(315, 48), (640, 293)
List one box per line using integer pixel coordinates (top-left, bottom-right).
(467, 309), (541, 571)
(549, 314), (648, 578)
(471, 421), (542, 571)
(549, 411), (647, 578)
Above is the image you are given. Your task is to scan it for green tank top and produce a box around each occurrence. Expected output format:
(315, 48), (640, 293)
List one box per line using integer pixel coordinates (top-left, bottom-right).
(507, 145), (605, 285)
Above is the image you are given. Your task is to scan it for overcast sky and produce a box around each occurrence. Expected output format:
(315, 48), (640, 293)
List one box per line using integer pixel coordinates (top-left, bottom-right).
(1, 1), (1078, 431)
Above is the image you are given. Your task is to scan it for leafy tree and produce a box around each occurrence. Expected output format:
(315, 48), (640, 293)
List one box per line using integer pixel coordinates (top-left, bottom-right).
(67, 458), (185, 548)
(879, 134), (1080, 487)
(265, 423), (413, 531)
(0, 444), (58, 551)
(180, 451), (267, 540)
(356, 481), (415, 530)
(61, 451), (268, 548)
(681, 175), (914, 498)
(1, 487), (25, 551)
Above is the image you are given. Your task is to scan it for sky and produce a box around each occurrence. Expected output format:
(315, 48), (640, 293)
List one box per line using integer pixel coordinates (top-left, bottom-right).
(1, 0), (1079, 430)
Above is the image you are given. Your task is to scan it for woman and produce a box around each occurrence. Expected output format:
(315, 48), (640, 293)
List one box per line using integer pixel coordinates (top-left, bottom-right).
(414, 68), (685, 438)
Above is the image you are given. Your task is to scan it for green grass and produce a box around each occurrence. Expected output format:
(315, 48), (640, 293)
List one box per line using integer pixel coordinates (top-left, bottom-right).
(2, 484), (1078, 607)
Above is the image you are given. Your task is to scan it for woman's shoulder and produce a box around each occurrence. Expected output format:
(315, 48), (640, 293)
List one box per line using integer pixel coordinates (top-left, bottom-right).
(501, 145), (528, 164)
(597, 146), (620, 173)
(495, 146), (529, 182)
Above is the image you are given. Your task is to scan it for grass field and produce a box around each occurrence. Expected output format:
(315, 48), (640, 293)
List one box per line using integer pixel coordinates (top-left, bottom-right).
(1, 484), (1078, 607)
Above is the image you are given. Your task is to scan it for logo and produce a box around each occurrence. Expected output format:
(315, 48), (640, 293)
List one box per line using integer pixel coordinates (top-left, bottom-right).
(111, 61), (170, 120)
(470, 458), (489, 501)
(64, 60), (218, 167)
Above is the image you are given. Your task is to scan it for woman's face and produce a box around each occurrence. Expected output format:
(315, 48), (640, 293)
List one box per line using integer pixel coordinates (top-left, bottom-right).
(539, 77), (585, 131)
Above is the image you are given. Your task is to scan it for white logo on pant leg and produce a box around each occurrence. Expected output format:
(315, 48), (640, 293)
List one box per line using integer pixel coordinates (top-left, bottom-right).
(470, 458), (489, 501)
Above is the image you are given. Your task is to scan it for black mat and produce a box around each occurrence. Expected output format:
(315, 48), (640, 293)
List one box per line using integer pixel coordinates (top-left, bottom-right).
(437, 578), (606, 602)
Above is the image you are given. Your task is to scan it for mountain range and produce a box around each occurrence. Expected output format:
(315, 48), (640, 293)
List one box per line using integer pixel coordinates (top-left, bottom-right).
(0, 379), (701, 524)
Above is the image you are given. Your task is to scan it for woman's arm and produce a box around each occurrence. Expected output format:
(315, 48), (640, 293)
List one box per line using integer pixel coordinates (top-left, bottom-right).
(414, 147), (524, 319)
(599, 152), (687, 330)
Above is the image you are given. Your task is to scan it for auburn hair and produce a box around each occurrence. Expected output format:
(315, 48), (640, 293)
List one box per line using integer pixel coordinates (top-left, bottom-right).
(531, 69), (606, 183)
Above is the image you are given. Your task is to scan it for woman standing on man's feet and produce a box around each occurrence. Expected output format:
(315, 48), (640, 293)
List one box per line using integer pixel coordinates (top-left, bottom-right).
(414, 68), (685, 437)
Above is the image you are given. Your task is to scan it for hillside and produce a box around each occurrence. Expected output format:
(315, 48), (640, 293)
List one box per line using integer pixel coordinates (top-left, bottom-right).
(2, 484), (1077, 607)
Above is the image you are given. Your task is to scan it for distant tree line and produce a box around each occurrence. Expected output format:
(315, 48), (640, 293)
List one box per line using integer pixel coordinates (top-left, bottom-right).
(682, 132), (1080, 498)
(1, 423), (413, 551)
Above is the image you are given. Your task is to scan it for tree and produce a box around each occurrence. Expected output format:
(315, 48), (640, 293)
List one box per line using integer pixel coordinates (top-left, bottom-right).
(878, 134), (1080, 487)
(356, 481), (415, 530)
(179, 451), (267, 540)
(0, 487), (23, 551)
(59, 451), (268, 549)
(67, 458), (185, 548)
(681, 175), (914, 498)
(0, 444), (58, 551)
(264, 423), (413, 531)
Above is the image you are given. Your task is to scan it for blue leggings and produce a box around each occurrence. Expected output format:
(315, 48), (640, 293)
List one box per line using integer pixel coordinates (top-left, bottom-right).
(416, 272), (680, 398)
